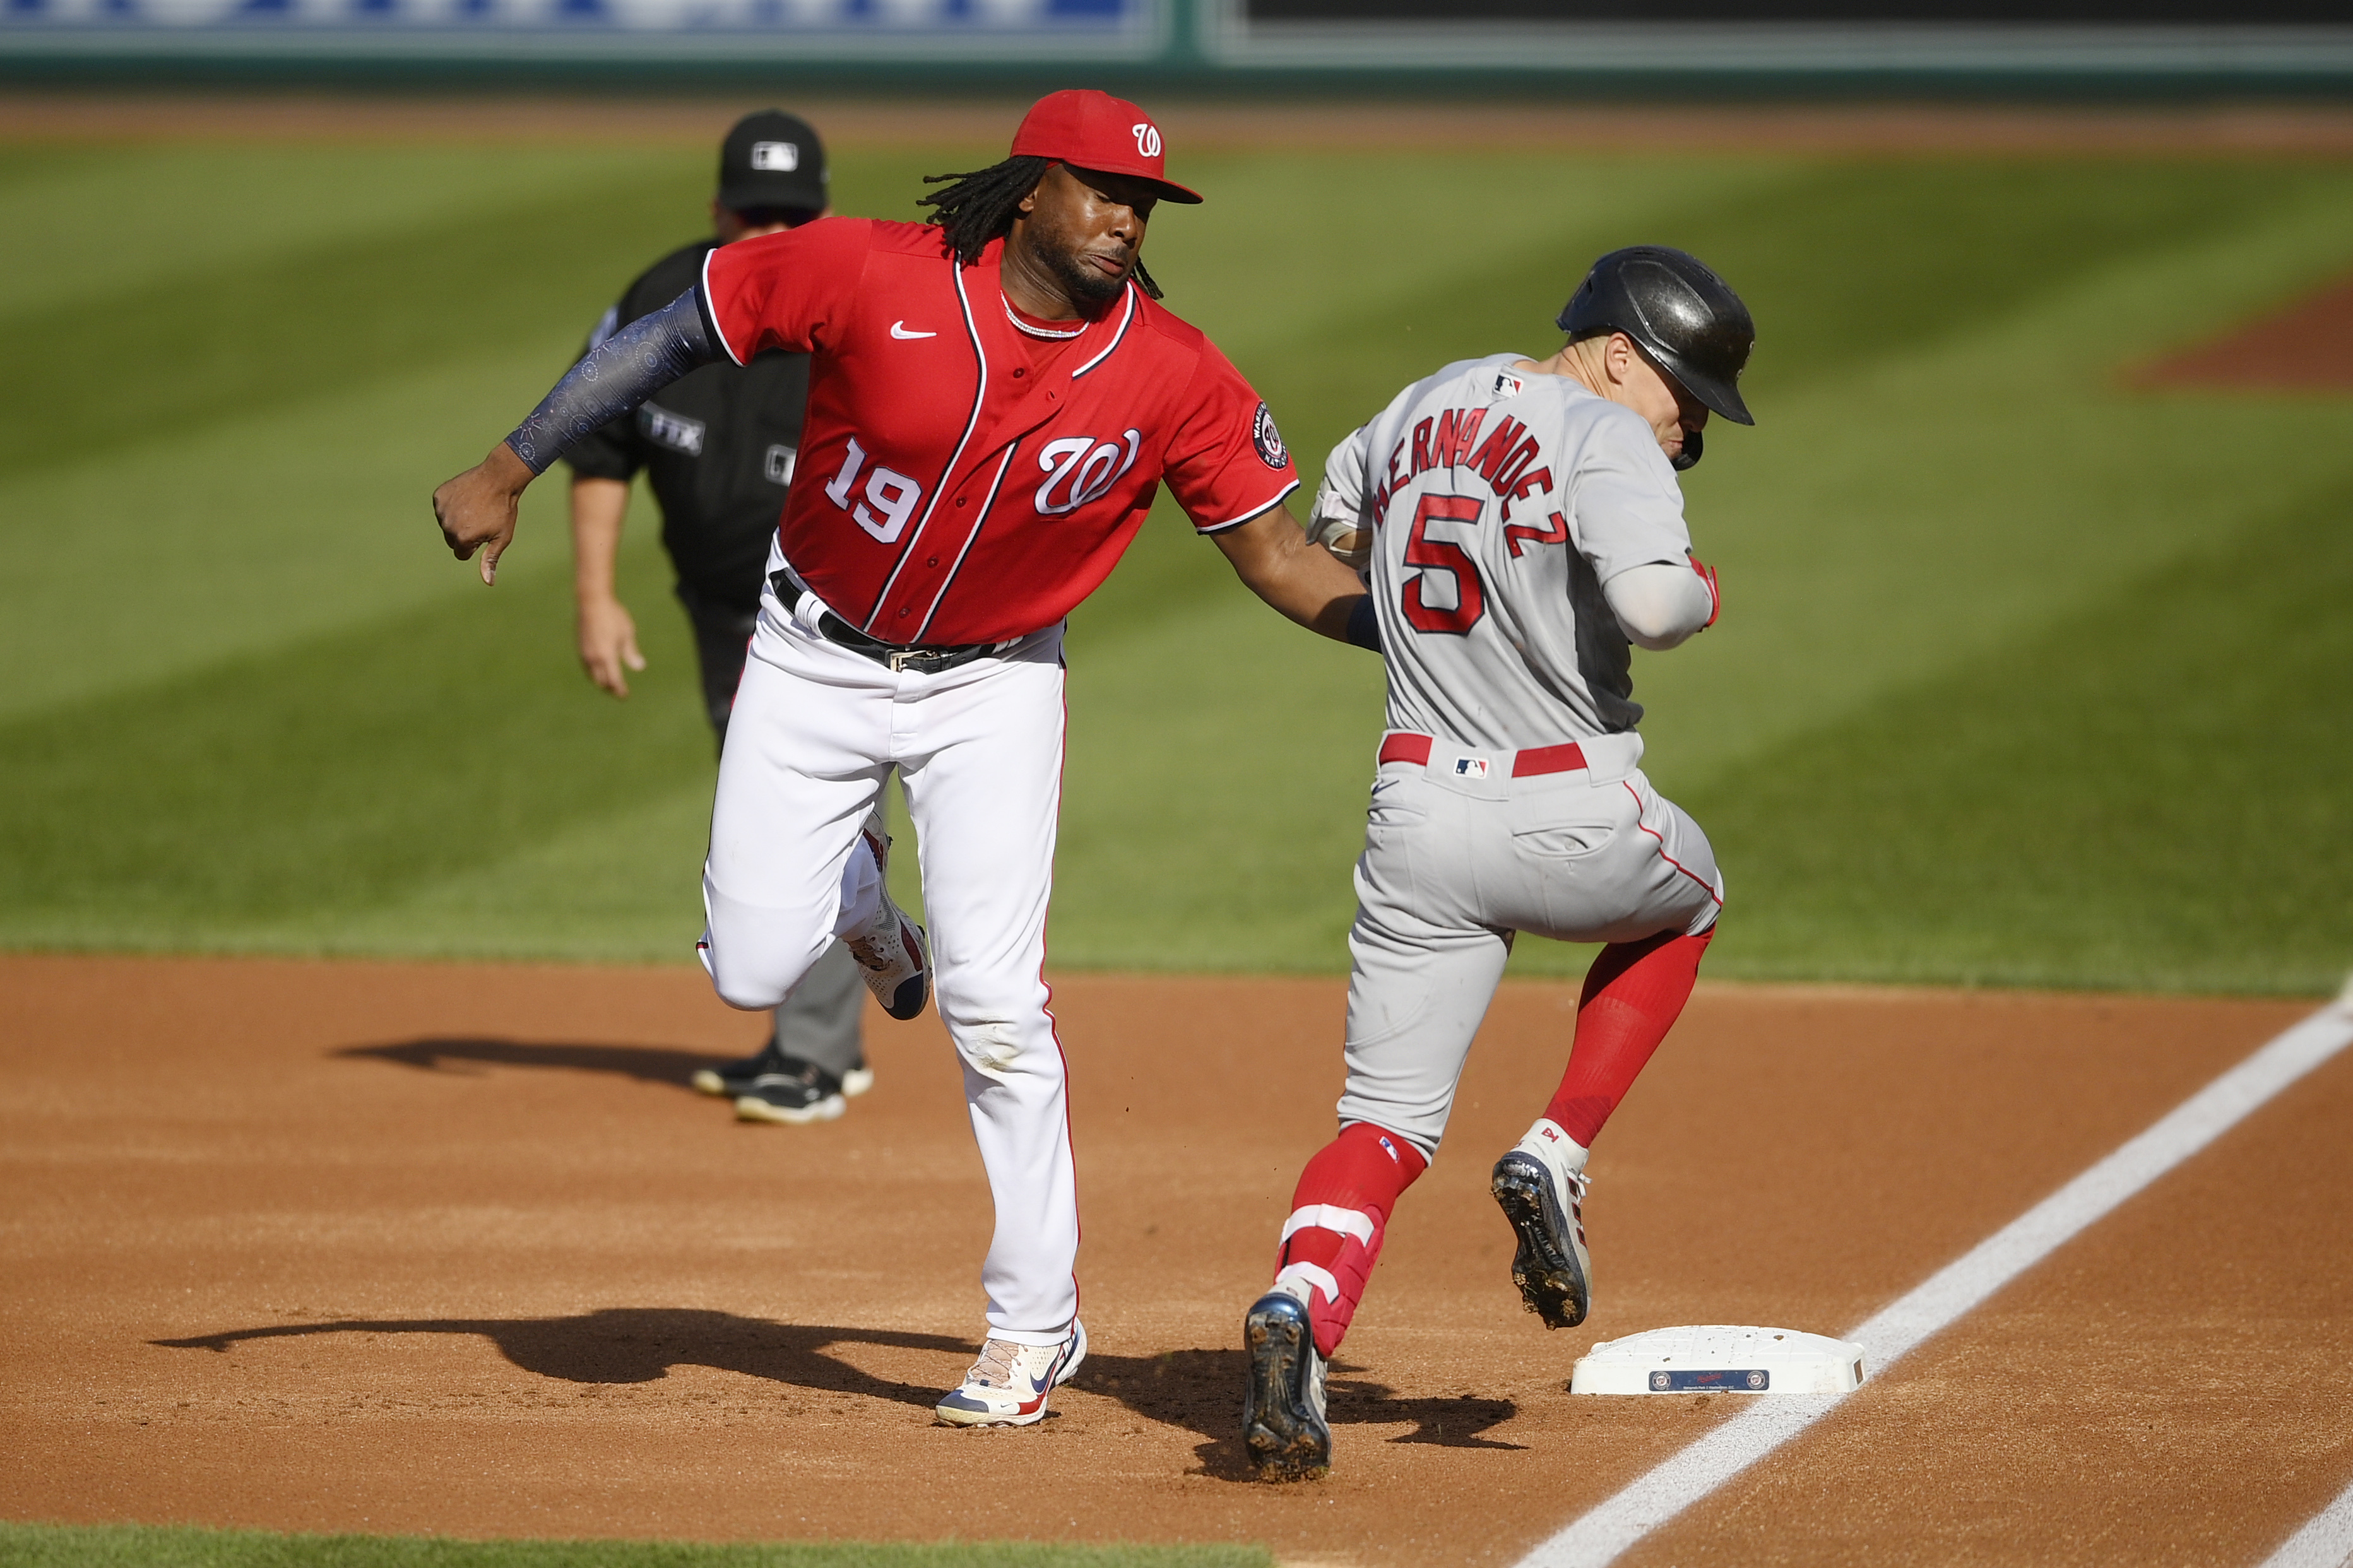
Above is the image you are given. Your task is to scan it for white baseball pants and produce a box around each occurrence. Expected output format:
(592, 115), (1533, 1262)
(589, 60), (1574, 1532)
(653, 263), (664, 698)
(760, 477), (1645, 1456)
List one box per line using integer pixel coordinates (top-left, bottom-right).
(700, 575), (1077, 1345)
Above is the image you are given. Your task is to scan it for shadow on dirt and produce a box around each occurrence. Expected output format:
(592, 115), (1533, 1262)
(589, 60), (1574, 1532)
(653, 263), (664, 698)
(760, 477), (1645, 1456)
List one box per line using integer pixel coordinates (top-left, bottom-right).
(151, 1307), (1520, 1470)
(334, 1037), (720, 1089)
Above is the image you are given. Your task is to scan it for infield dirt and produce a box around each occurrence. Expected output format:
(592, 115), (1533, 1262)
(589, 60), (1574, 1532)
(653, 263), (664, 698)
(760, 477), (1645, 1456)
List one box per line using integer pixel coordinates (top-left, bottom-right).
(4, 956), (2349, 1565)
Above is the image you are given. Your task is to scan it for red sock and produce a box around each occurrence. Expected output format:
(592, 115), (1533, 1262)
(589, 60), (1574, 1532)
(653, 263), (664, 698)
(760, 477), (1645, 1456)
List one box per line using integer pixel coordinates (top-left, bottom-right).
(1271, 1122), (1427, 1358)
(1543, 928), (1712, 1147)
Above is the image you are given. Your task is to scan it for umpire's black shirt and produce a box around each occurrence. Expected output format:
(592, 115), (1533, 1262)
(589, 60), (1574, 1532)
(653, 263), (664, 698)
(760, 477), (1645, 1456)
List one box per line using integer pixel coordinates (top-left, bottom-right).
(564, 239), (810, 614)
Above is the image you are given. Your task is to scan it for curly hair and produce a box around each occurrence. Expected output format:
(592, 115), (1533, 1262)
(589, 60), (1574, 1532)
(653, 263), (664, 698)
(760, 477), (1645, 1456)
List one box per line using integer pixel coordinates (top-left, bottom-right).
(917, 156), (1164, 301)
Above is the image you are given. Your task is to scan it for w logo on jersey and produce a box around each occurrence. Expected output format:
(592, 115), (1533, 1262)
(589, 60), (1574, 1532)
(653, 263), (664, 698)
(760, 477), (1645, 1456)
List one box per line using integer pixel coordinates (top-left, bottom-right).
(1034, 431), (1142, 517)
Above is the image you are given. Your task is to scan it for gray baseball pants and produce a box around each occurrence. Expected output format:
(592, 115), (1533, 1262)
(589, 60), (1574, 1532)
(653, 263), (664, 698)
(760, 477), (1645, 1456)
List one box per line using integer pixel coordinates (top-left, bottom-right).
(1337, 731), (1723, 1157)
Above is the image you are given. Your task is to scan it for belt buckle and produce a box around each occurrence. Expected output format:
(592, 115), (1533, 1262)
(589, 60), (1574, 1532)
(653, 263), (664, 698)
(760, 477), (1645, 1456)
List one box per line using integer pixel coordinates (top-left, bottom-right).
(886, 647), (920, 673)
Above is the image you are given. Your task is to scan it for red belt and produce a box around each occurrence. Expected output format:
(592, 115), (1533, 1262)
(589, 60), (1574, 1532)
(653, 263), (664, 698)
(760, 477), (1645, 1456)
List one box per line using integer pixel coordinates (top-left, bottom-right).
(1378, 733), (1589, 777)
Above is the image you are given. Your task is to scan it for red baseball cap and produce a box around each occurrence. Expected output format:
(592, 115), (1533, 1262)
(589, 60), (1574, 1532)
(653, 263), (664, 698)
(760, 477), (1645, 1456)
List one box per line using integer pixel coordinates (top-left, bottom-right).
(1009, 88), (1202, 205)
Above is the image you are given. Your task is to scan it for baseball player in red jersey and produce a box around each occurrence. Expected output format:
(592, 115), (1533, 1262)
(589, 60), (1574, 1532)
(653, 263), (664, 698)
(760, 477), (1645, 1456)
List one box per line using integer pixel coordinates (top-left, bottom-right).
(1240, 248), (1757, 1478)
(432, 90), (1375, 1429)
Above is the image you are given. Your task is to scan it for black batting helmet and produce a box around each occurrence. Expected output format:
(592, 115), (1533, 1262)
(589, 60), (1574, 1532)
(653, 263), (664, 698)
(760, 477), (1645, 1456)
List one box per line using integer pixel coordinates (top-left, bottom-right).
(1558, 246), (1756, 428)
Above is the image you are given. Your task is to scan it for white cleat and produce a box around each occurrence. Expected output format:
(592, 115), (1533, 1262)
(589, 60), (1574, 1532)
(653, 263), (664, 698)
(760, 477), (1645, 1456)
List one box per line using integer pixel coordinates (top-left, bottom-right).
(933, 1321), (1088, 1428)
(844, 813), (931, 1022)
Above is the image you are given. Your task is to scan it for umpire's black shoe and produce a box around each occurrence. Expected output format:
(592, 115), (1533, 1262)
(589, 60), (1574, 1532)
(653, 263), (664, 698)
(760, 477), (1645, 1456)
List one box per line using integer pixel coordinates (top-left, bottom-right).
(1491, 1126), (1593, 1329)
(692, 1039), (786, 1098)
(696, 1042), (873, 1101)
(733, 1057), (848, 1125)
(1242, 1290), (1330, 1480)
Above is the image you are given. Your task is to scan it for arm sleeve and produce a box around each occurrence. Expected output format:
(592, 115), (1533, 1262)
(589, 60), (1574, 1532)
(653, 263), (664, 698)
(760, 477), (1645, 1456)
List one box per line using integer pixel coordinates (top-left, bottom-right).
(1603, 560), (1716, 650)
(1161, 344), (1300, 533)
(1566, 404), (1696, 584)
(560, 306), (643, 483)
(506, 290), (718, 475)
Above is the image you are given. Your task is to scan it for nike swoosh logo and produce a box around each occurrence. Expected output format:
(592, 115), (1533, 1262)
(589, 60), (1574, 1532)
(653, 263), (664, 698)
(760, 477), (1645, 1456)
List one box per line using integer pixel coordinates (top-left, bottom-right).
(891, 321), (937, 339)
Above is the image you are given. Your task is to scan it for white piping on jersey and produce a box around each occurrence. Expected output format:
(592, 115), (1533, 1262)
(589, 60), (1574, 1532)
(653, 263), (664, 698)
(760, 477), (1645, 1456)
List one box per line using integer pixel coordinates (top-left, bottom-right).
(1193, 478), (1303, 535)
(698, 249), (748, 368)
(1274, 1261), (1342, 1306)
(1069, 284), (1137, 379)
(910, 440), (1021, 645)
(1280, 1204), (1377, 1247)
(1002, 292), (1089, 339)
(863, 261), (992, 634)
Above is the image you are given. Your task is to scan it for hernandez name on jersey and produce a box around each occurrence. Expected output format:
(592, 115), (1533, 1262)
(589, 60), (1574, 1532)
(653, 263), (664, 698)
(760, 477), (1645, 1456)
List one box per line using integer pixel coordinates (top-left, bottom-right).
(1341, 355), (1702, 749)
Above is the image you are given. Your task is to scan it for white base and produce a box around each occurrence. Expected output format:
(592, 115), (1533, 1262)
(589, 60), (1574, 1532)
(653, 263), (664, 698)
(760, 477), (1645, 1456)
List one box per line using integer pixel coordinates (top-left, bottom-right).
(1570, 1325), (1866, 1395)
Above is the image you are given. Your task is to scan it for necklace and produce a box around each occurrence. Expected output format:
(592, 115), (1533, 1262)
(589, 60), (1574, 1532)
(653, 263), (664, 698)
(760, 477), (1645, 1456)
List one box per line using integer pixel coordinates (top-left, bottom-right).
(1002, 293), (1088, 341)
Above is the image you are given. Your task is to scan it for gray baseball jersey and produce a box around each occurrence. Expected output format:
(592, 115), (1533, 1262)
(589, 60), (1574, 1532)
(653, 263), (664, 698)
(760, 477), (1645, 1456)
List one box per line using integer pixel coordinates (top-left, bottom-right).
(1325, 351), (1697, 748)
(1320, 353), (1723, 1157)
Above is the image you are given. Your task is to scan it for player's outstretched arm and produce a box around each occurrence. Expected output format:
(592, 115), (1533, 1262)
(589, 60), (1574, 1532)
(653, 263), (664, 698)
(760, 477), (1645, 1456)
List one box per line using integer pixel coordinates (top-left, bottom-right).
(1211, 500), (1376, 647)
(430, 289), (721, 586)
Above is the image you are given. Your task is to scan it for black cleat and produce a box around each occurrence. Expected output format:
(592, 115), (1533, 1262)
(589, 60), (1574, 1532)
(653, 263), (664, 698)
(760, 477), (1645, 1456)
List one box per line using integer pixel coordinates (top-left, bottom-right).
(733, 1057), (848, 1124)
(1242, 1291), (1330, 1480)
(1491, 1143), (1593, 1329)
(692, 1039), (786, 1098)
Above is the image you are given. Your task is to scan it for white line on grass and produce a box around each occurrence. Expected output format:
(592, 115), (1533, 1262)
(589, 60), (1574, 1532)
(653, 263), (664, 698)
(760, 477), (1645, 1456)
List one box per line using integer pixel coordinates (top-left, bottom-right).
(1515, 987), (2353, 1568)
(2260, 1475), (2353, 1568)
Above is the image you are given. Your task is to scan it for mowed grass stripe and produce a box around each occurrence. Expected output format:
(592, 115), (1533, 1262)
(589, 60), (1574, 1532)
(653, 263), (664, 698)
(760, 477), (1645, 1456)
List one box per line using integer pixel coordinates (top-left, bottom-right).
(0, 1522), (1271, 1568)
(0, 550), (711, 945)
(0, 145), (694, 322)
(0, 141), (2347, 993)
(0, 180), (695, 481)
(1680, 476), (2353, 996)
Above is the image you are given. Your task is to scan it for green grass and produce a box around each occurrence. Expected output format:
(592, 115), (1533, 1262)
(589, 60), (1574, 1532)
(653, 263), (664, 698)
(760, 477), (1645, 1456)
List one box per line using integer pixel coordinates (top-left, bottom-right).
(1, 133), (2348, 993)
(0, 1523), (1267, 1568)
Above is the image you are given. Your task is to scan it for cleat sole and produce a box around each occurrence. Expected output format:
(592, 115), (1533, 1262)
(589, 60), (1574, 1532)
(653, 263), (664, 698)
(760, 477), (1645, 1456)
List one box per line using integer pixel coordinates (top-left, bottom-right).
(1242, 1300), (1330, 1481)
(1492, 1156), (1589, 1329)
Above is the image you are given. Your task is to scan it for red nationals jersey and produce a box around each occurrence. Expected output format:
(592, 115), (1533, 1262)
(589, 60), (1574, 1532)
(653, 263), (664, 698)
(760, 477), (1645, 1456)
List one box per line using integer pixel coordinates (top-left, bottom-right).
(702, 217), (1298, 646)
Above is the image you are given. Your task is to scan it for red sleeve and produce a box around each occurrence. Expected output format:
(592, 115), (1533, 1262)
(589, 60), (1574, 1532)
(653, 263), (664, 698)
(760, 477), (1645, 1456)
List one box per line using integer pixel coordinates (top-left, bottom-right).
(1160, 341), (1301, 533)
(699, 216), (873, 366)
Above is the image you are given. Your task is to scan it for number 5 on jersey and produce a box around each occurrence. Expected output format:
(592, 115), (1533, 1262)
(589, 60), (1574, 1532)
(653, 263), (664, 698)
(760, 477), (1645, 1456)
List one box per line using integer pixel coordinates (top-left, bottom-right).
(1401, 493), (1485, 635)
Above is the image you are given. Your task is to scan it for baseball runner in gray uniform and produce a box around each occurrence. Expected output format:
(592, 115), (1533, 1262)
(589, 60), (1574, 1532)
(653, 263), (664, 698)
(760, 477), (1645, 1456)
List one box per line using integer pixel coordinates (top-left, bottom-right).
(1239, 247), (1757, 1478)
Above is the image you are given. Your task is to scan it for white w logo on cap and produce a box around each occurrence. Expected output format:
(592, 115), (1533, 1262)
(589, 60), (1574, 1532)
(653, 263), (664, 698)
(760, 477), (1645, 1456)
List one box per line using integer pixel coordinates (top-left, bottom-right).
(1131, 122), (1161, 158)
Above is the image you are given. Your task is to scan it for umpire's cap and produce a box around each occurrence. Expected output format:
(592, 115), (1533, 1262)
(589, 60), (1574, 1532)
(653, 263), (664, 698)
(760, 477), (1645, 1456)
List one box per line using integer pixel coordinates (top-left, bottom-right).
(718, 110), (828, 215)
(1558, 247), (1756, 426)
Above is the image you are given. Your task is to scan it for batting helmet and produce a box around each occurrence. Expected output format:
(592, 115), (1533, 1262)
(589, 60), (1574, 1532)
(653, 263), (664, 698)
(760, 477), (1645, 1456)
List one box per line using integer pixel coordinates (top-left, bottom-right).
(1557, 247), (1757, 434)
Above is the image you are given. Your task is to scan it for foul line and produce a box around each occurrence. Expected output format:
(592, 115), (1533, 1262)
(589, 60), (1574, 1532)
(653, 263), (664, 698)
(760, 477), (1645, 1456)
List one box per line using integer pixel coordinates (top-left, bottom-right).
(2261, 1475), (2353, 1568)
(1516, 988), (2353, 1568)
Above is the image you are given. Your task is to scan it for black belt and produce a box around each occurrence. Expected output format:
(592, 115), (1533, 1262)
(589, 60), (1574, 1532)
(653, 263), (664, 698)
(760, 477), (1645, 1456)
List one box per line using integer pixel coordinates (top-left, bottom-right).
(770, 569), (1004, 675)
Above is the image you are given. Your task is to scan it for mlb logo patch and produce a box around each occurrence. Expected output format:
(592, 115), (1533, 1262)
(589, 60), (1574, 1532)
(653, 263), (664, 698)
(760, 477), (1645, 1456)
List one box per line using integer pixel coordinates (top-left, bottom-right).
(751, 141), (800, 172)
(1492, 370), (1524, 399)
(1453, 756), (1491, 779)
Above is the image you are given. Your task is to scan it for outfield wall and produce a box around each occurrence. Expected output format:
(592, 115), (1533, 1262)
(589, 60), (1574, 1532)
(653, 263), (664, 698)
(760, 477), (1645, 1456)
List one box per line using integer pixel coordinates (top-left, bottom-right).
(3, 0), (2351, 91)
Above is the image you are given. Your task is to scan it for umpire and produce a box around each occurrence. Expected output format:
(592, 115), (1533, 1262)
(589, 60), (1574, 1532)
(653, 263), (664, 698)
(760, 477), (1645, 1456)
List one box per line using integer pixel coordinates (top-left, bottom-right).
(564, 110), (872, 1127)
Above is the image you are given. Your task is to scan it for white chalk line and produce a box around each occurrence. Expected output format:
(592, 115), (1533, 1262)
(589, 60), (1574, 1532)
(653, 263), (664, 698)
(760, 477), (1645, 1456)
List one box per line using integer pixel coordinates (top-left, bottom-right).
(2261, 1475), (2353, 1568)
(1515, 991), (2353, 1568)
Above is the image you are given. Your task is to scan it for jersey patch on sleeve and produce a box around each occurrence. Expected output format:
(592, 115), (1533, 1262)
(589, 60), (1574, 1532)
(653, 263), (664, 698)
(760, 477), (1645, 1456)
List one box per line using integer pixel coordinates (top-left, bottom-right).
(1252, 402), (1289, 470)
(1491, 370), (1524, 399)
